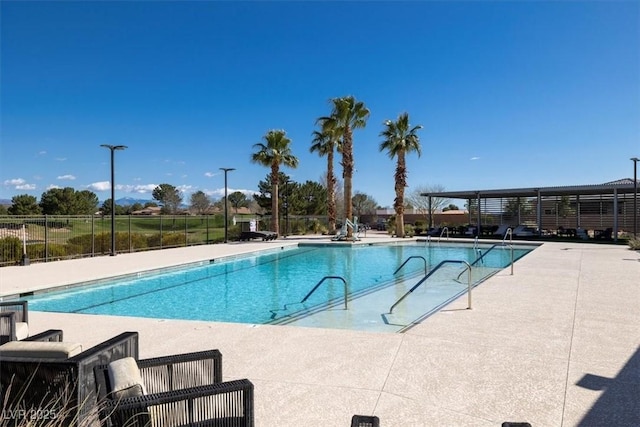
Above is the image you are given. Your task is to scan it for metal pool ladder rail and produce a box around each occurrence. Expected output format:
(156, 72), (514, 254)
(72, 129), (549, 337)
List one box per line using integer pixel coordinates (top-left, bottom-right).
(301, 276), (349, 309)
(456, 242), (514, 280)
(393, 255), (428, 277)
(438, 226), (449, 242)
(503, 228), (514, 275)
(388, 260), (473, 314)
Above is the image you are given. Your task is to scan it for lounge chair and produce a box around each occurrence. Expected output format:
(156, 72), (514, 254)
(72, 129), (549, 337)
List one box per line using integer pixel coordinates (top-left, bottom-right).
(576, 227), (589, 240)
(0, 331), (139, 424)
(94, 350), (254, 427)
(426, 227), (443, 237)
(512, 224), (537, 237)
(352, 414), (380, 426)
(239, 230), (278, 241)
(594, 228), (613, 240)
(493, 224), (513, 238)
(0, 300), (29, 344)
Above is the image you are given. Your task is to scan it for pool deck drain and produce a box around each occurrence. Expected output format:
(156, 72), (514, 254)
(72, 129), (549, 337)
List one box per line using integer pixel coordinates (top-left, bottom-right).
(1, 233), (638, 426)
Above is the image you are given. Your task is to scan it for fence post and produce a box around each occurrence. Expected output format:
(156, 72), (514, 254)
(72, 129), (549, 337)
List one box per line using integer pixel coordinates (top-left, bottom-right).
(129, 215), (132, 253)
(160, 215), (163, 249)
(91, 215), (95, 257)
(44, 215), (49, 263)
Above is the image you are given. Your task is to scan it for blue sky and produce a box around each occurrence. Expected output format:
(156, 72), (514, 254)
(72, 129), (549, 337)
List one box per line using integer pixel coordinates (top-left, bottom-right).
(1, 1), (639, 208)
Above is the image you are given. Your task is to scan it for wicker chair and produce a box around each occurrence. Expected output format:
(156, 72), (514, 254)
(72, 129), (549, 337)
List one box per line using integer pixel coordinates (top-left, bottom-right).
(0, 331), (139, 425)
(351, 414), (380, 427)
(94, 350), (254, 427)
(22, 328), (65, 342)
(0, 300), (29, 344)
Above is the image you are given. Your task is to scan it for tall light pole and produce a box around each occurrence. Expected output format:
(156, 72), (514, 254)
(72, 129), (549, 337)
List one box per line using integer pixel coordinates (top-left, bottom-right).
(101, 144), (127, 256)
(632, 157), (639, 238)
(220, 168), (235, 243)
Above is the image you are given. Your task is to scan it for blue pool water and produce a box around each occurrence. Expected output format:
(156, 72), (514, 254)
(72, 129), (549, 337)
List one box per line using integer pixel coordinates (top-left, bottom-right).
(25, 242), (532, 326)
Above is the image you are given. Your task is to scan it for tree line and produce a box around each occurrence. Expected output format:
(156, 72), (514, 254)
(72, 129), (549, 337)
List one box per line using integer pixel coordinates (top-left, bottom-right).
(2, 95), (453, 235)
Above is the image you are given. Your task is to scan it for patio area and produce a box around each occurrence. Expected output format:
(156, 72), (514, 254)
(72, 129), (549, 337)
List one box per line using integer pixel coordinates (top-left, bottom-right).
(1, 234), (638, 426)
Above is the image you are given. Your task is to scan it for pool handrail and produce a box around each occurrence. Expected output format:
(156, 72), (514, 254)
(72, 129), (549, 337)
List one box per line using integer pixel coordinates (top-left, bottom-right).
(503, 227), (513, 245)
(438, 227), (449, 242)
(393, 255), (428, 277)
(456, 243), (514, 281)
(502, 228), (514, 275)
(388, 259), (472, 314)
(301, 275), (348, 309)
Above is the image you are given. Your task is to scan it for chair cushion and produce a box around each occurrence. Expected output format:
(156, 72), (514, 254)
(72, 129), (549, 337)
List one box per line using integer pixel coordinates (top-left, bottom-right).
(0, 340), (82, 359)
(108, 357), (146, 400)
(15, 322), (29, 340)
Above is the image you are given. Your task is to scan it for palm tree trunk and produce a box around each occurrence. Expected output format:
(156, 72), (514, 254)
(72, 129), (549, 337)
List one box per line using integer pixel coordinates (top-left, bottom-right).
(395, 151), (406, 237)
(271, 166), (279, 234)
(343, 127), (354, 238)
(327, 150), (336, 233)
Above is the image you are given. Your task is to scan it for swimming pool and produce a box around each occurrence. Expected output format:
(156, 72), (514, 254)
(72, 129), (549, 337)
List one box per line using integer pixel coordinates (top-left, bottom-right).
(24, 242), (533, 331)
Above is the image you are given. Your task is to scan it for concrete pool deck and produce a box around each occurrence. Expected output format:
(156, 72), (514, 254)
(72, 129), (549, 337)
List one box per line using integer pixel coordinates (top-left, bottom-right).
(1, 233), (638, 426)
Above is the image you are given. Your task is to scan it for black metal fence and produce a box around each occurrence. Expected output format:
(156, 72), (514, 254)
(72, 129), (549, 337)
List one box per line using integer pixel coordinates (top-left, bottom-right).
(0, 214), (334, 267)
(0, 215), (234, 267)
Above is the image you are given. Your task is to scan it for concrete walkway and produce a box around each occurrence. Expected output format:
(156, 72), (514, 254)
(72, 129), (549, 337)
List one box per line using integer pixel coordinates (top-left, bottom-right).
(1, 235), (638, 426)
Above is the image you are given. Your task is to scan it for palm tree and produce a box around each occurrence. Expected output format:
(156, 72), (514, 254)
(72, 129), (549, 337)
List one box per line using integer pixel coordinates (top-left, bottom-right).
(320, 96), (369, 238)
(251, 130), (298, 234)
(310, 118), (340, 234)
(379, 112), (423, 237)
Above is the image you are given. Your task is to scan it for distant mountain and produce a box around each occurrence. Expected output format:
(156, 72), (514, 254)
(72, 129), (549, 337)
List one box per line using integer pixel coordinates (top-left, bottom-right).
(0, 199), (11, 207)
(114, 197), (153, 206)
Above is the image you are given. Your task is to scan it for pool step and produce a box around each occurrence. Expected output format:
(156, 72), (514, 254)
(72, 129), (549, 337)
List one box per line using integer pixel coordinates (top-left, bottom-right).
(274, 265), (500, 333)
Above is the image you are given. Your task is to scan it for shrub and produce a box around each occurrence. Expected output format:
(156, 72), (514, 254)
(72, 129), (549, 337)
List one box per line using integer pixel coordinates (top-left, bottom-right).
(227, 225), (241, 241)
(404, 224), (415, 237)
(628, 237), (640, 250)
(67, 232), (148, 255)
(0, 237), (22, 265)
(116, 232), (148, 251)
(386, 216), (396, 235)
(27, 243), (68, 261)
(146, 232), (185, 249)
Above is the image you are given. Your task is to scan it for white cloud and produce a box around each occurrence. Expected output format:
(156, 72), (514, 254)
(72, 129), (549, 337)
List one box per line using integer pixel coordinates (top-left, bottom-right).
(16, 183), (36, 190)
(46, 184), (61, 190)
(38, 151), (47, 156)
(116, 184), (158, 194)
(4, 178), (26, 186)
(87, 181), (111, 191)
(55, 157), (67, 162)
(204, 172), (219, 178)
(57, 174), (76, 180)
(3, 178), (36, 191)
(470, 156), (480, 161)
(205, 188), (258, 198)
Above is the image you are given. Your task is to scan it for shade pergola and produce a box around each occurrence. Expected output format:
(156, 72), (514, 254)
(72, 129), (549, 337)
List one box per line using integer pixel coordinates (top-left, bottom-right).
(421, 180), (638, 241)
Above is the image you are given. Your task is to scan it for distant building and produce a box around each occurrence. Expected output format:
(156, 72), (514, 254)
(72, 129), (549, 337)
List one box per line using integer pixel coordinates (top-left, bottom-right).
(131, 206), (162, 215)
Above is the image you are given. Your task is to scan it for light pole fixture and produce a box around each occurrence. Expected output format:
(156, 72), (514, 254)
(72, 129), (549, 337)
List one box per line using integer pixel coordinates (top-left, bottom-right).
(220, 168), (235, 243)
(632, 157), (639, 238)
(101, 144), (127, 256)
